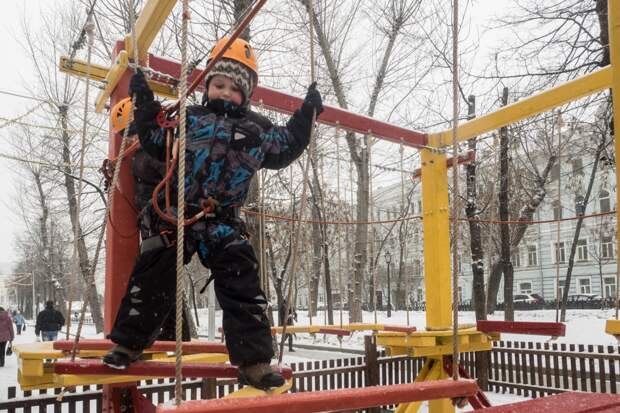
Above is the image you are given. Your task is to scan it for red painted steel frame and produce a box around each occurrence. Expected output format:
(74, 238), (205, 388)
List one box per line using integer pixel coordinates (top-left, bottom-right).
(146, 54), (427, 148)
(105, 41), (140, 335)
(478, 392), (620, 412)
(317, 328), (351, 336)
(54, 359), (293, 380)
(383, 325), (418, 333)
(53, 339), (228, 354)
(476, 320), (566, 336)
(156, 380), (478, 413)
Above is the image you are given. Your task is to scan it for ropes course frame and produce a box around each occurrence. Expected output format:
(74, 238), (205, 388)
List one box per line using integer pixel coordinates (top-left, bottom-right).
(10, 0), (620, 412)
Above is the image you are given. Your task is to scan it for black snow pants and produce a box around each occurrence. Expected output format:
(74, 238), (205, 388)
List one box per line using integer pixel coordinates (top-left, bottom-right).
(109, 224), (274, 367)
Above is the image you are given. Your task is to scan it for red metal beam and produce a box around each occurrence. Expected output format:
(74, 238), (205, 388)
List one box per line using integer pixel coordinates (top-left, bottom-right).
(411, 150), (475, 180)
(54, 359), (292, 380)
(145, 54), (427, 148)
(156, 380), (478, 413)
(477, 320), (566, 336)
(53, 339), (227, 354)
(477, 392), (620, 412)
(317, 328), (351, 336)
(382, 325), (417, 334)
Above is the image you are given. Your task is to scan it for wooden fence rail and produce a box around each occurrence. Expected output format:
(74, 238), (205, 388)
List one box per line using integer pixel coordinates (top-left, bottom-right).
(2, 340), (619, 412)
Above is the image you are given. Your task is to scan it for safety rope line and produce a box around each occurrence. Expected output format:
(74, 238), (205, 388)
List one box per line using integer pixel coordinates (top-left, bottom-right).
(242, 208), (616, 226)
(279, 0), (317, 363)
(450, 0), (460, 381)
(554, 112), (563, 323)
(401, 138), (410, 326)
(369, 133), (378, 325)
(175, 0), (190, 405)
(0, 103), (45, 130)
(66, 12), (96, 345)
(335, 123), (344, 328)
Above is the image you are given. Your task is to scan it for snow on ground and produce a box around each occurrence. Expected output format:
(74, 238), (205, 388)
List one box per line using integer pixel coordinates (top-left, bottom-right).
(1, 309), (618, 405)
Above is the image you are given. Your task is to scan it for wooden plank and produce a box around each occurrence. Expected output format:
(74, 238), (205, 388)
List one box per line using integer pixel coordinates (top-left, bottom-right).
(569, 344), (578, 391)
(609, 345), (617, 394)
(156, 380), (479, 413)
(579, 344), (587, 391)
(588, 344), (597, 392)
(477, 392), (620, 412)
(477, 320), (565, 336)
(54, 359), (292, 380)
(598, 345), (607, 393)
(53, 339), (227, 354)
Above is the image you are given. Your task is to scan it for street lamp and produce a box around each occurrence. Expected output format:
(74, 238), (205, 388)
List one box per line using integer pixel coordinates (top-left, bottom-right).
(384, 249), (392, 318)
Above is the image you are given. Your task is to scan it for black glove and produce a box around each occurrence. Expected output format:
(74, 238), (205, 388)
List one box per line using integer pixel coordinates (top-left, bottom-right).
(128, 68), (154, 106)
(301, 82), (324, 119)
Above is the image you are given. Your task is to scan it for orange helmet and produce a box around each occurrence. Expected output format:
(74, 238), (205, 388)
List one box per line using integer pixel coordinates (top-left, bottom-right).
(208, 37), (258, 82)
(110, 97), (133, 134)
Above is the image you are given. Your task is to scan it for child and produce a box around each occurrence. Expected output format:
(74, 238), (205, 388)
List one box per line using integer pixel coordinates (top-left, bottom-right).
(104, 37), (323, 389)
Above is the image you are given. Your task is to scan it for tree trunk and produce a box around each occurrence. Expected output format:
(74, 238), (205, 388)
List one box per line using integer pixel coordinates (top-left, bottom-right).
(486, 156), (557, 313)
(464, 95), (489, 389)
(59, 105), (104, 333)
(498, 87), (515, 321)
(560, 134), (606, 321)
(310, 197), (321, 317)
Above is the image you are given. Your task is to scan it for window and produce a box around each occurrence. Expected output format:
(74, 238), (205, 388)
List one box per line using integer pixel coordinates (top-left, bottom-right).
(552, 200), (562, 220)
(602, 236), (614, 259)
(554, 242), (566, 264)
(600, 190), (611, 213)
(571, 158), (583, 175)
(512, 249), (521, 268)
(557, 279), (566, 299)
(604, 276), (616, 298)
(577, 277), (591, 294)
(519, 282), (533, 294)
(527, 245), (538, 266)
(575, 195), (586, 216)
(576, 239), (588, 261)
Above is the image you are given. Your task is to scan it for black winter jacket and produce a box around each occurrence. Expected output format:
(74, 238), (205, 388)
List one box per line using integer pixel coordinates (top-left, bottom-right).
(134, 98), (313, 211)
(35, 308), (65, 334)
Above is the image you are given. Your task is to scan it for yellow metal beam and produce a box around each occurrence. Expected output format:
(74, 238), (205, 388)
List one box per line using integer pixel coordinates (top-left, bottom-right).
(606, 319), (620, 336)
(420, 149), (452, 328)
(224, 379), (293, 398)
(125, 0), (178, 61)
(427, 66), (613, 148)
(60, 56), (178, 101)
(95, 51), (129, 113)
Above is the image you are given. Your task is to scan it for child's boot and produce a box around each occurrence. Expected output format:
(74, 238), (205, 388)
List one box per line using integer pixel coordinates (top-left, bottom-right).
(238, 363), (285, 390)
(102, 345), (143, 369)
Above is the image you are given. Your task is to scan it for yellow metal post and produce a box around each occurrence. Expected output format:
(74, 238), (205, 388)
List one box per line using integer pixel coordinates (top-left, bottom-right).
(420, 148), (453, 328)
(420, 148), (453, 413)
(610, 0), (620, 321)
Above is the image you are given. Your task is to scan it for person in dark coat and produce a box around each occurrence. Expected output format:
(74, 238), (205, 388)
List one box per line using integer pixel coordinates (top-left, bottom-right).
(278, 299), (297, 352)
(0, 307), (14, 367)
(35, 301), (64, 342)
(103, 36), (323, 390)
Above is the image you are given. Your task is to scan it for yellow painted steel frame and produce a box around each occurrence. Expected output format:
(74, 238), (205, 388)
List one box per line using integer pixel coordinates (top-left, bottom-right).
(59, 56), (177, 100)
(606, 319), (620, 337)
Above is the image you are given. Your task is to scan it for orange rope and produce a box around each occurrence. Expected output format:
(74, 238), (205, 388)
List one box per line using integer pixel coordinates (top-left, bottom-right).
(241, 209), (614, 226)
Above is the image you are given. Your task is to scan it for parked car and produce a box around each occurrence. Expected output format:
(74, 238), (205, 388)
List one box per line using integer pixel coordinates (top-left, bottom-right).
(566, 294), (603, 309)
(513, 294), (543, 304)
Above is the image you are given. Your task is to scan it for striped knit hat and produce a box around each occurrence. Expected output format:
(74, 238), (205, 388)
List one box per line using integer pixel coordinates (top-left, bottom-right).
(206, 58), (255, 106)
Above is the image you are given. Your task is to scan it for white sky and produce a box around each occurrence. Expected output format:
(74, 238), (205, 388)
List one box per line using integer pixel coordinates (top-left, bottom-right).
(0, 0), (512, 267)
